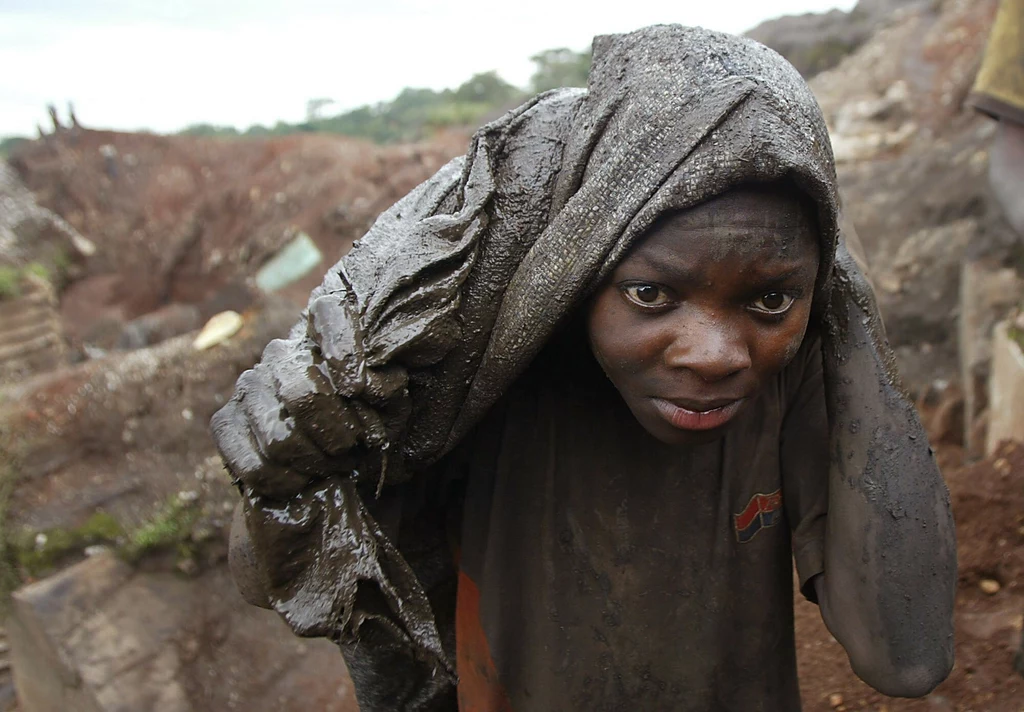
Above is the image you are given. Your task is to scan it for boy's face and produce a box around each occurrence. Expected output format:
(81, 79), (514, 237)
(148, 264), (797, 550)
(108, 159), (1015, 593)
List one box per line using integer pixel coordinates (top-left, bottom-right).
(586, 189), (820, 446)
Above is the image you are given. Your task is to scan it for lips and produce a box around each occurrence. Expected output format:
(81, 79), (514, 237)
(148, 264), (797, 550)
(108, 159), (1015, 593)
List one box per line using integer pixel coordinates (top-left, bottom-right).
(650, 396), (747, 431)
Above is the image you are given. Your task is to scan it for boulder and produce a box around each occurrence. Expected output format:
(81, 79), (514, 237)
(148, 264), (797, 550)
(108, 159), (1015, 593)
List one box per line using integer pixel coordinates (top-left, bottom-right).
(959, 261), (1024, 455)
(986, 316), (1024, 455)
(8, 552), (356, 712)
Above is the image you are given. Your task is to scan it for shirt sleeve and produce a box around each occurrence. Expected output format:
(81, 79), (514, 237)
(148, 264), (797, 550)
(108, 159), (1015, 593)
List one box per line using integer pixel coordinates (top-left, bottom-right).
(968, 0), (1024, 124)
(779, 334), (830, 603)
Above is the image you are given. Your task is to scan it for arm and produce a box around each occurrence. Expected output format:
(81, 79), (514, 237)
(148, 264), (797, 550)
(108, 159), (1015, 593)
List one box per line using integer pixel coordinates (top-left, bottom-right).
(812, 246), (956, 697)
(988, 118), (1024, 238)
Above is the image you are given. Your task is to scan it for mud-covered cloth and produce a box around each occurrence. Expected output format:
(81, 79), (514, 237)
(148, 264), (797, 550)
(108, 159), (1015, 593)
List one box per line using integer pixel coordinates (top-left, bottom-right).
(211, 24), (935, 712)
(452, 332), (828, 711)
(968, 0), (1024, 124)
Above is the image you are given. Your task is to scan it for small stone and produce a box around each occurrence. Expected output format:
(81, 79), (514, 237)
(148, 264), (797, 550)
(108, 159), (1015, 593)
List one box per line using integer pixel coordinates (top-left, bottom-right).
(181, 408), (193, 421)
(34, 533), (47, 549)
(979, 578), (1001, 595)
(994, 458), (1011, 476)
(84, 545), (109, 557)
(178, 490), (199, 504)
(193, 311), (243, 351)
(829, 693), (844, 708)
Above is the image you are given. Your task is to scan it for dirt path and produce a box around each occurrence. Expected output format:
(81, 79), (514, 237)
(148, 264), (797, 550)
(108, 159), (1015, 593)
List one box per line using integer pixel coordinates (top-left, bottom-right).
(798, 442), (1024, 711)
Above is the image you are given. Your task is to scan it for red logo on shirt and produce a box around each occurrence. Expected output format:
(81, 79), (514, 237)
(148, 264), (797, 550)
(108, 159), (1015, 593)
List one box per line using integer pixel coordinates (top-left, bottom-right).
(733, 490), (783, 543)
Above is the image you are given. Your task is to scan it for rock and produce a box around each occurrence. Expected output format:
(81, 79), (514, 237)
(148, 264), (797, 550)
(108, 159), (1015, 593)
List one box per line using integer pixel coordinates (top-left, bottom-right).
(979, 578), (1001, 595)
(829, 692), (844, 707)
(986, 318), (1024, 455)
(0, 275), (67, 386)
(0, 163), (94, 270)
(746, 0), (921, 78)
(8, 552), (357, 712)
(192, 311), (243, 351)
(959, 261), (1024, 456)
(116, 303), (202, 351)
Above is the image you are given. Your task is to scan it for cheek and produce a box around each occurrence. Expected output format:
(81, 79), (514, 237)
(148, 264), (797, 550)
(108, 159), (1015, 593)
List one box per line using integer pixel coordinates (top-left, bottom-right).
(586, 291), (661, 376)
(753, 309), (812, 374)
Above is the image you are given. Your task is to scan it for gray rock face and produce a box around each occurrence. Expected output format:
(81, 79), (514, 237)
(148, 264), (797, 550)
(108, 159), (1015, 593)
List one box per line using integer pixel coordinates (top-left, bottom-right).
(0, 163), (94, 269)
(8, 552), (357, 712)
(746, 0), (925, 77)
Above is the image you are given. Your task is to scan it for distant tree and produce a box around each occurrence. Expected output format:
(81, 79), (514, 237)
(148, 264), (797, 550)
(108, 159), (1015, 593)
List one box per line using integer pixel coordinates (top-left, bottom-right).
(0, 136), (29, 158)
(453, 71), (523, 106)
(529, 48), (591, 93)
(177, 123), (240, 138)
(168, 47), (591, 145)
(306, 97), (335, 122)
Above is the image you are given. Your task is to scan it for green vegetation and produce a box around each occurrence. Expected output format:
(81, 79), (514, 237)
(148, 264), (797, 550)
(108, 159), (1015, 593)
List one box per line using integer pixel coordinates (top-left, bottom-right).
(179, 47), (592, 144)
(0, 267), (20, 300)
(0, 460), (21, 609)
(23, 261), (50, 282)
(0, 489), (204, 607)
(119, 495), (201, 563)
(0, 136), (28, 159)
(0, 260), (65, 301)
(1009, 308), (1024, 352)
(528, 48), (592, 93)
(14, 512), (124, 577)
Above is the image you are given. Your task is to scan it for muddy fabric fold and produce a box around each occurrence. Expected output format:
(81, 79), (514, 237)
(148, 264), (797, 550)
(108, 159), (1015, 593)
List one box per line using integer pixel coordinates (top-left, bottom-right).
(211, 24), (931, 708)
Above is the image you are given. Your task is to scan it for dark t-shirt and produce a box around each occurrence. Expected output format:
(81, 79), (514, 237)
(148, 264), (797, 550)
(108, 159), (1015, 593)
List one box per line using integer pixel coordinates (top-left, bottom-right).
(452, 333), (829, 712)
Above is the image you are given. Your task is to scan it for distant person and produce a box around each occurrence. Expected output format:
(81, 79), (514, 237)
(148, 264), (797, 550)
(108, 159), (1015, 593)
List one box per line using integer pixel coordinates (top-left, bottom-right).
(213, 25), (956, 711)
(968, 0), (1024, 239)
(967, 0), (1024, 676)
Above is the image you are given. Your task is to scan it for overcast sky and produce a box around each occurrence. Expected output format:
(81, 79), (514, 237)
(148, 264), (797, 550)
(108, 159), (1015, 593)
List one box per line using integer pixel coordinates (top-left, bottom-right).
(0, 0), (857, 137)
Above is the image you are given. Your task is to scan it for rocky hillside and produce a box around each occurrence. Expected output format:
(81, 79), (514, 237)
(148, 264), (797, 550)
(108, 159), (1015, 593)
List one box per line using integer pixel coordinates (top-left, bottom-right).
(748, 0), (928, 77)
(1, 0), (1023, 709)
(6, 127), (465, 359)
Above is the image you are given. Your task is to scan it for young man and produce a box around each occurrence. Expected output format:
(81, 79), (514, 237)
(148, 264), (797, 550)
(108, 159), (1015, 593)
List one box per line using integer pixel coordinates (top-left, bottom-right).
(214, 25), (956, 711)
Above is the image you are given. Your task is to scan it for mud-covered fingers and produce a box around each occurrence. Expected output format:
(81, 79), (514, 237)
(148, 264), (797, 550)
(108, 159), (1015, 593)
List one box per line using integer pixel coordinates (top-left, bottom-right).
(236, 364), (333, 477)
(229, 502), (271, 608)
(210, 396), (308, 497)
(262, 338), (364, 456)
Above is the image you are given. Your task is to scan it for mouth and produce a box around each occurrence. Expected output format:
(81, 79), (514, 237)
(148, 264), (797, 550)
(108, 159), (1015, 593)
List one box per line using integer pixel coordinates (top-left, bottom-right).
(650, 396), (747, 432)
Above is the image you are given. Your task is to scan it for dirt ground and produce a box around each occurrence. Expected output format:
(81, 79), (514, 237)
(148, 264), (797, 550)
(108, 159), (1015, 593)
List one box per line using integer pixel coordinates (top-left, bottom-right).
(797, 441), (1024, 711)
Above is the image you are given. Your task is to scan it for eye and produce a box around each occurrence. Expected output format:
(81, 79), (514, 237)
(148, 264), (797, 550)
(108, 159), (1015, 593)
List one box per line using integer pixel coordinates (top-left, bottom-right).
(749, 292), (795, 315)
(621, 283), (672, 308)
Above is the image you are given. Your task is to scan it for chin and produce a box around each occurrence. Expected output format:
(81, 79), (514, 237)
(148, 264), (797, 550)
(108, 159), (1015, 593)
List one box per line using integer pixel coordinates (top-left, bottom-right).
(651, 423), (731, 447)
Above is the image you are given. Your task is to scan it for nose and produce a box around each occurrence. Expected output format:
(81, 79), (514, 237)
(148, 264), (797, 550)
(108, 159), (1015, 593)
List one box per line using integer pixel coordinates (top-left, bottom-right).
(663, 314), (752, 382)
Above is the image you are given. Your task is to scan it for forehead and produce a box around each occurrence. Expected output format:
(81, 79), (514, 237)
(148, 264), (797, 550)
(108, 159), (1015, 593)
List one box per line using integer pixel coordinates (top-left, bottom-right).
(624, 187), (819, 268)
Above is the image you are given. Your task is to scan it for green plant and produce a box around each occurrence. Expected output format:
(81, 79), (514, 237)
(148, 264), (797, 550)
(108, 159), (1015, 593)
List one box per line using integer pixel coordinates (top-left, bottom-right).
(14, 512), (125, 577)
(120, 496), (200, 562)
(0, 267), (21, 300)
(23, 262), (50, 282)
(1009, 320), (1024, 352)
(0, 463), (20, 609)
